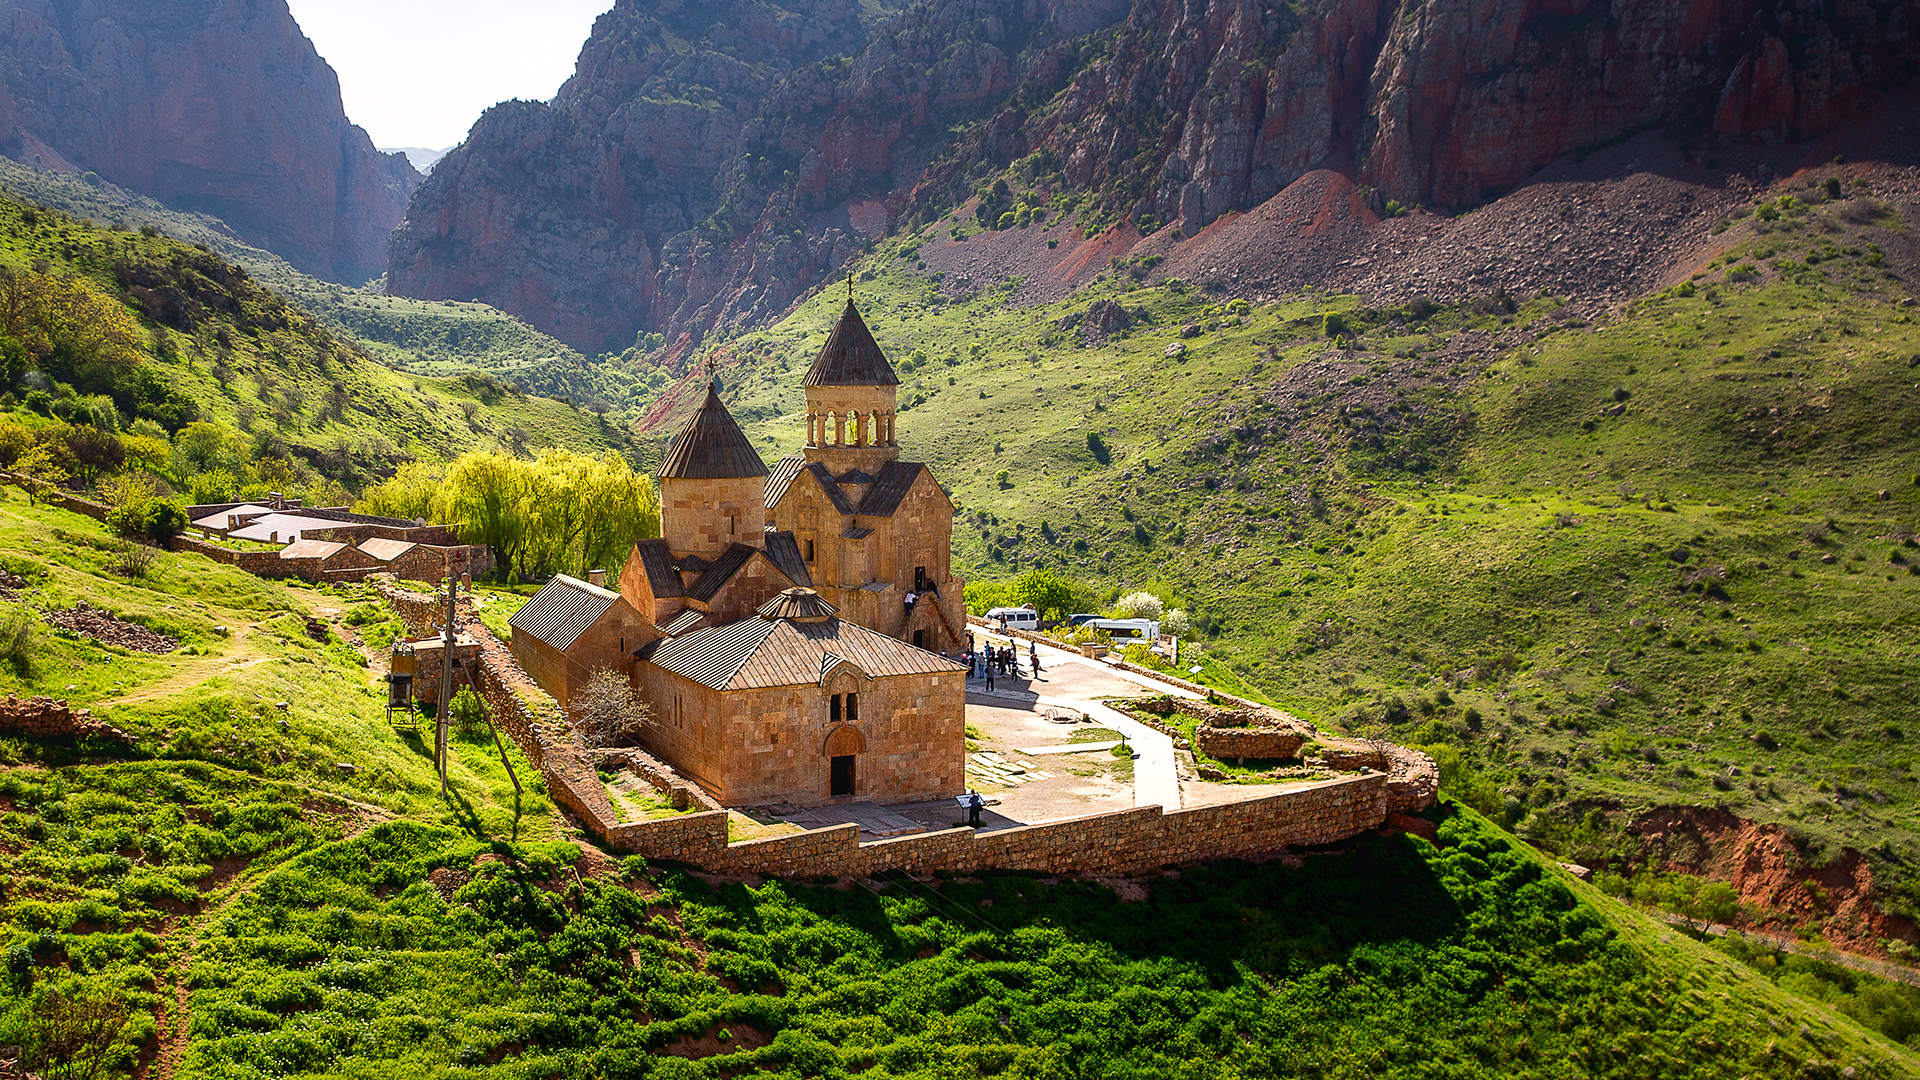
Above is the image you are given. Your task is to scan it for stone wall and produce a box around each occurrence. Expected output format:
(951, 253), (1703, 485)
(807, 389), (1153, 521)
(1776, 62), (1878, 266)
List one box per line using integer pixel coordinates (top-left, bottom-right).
(1, 473), (109, 522)
(608, 773), (1390, 877)
(1196, 725), (1305, 761)
(1, 695), (132, 742)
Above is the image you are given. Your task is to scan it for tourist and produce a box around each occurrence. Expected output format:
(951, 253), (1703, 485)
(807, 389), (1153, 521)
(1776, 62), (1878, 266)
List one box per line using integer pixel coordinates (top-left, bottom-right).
(1030, 640), (1041, 676)
(967, 790), (985, 828)
(904, 590), (918, 614)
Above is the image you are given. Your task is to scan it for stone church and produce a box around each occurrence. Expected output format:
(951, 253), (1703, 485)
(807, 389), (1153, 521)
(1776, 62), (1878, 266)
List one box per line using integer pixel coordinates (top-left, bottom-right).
(510, 299), (968, 808)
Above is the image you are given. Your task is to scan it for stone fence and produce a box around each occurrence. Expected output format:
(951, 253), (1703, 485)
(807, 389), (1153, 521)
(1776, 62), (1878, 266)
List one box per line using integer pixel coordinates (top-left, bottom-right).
(0, 473), (109, 523)
(1, 695), (133, 742)
(371, 587), (1437, 879)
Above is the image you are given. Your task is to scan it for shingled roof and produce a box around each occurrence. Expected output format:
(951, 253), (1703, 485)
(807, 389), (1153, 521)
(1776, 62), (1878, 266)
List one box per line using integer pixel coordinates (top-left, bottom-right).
(804, 300), (899, 387)
(659, 381), (769, 480)
(511, 575), (620, 651)
(649, 611), (964, 692)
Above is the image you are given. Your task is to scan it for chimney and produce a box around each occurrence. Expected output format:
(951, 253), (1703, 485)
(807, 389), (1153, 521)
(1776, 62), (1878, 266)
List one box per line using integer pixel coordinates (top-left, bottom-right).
(269, 532), (278, 544)
(270, 491), (284, 510)
(587, 569), (608, 588)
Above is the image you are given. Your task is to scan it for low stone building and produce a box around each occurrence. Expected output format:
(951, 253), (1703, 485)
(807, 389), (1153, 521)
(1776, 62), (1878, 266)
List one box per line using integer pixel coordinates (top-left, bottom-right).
(637, 588), (966, 807)
(509, 574), (645, 706)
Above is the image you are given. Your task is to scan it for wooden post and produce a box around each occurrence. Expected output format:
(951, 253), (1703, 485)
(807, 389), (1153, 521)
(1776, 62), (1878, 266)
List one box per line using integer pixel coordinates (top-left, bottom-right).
(437, 552), (455, 798)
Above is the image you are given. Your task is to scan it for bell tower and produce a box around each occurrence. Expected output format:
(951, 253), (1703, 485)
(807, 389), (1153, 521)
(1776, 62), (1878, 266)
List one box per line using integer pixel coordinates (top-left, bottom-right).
(803, 297), (900, 477)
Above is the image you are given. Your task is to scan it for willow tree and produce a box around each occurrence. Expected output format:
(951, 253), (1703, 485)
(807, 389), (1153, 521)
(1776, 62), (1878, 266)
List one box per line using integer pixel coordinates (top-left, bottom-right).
(430, 448), (659, 583)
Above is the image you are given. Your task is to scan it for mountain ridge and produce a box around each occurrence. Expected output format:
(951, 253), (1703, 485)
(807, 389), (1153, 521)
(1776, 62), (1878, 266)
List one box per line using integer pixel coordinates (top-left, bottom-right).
(0, 0), (420, 284)
(387, 0), (1920, 352)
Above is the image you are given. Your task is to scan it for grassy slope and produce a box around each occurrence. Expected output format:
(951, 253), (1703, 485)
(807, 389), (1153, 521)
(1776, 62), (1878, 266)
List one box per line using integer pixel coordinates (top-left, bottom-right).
(0, 491), (556, 1073)
(0, 159), (652, 423)
(694, 186), (1920, 910)
(0, 192), (624, 466)
(169, 805), (1920, 1078)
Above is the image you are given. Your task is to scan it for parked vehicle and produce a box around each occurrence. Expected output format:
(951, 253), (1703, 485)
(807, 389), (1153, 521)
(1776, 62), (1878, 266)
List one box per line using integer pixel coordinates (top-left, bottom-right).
(986, 606), (1040, 630)
(1086, 617), (1159, 641)
(1066, 613), (1101, 627)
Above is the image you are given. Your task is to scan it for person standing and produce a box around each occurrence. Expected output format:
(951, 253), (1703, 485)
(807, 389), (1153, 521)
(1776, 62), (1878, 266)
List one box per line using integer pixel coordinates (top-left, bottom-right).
(984, 660), (995, 692)
(1030, 640), (1041, 677)
(967, 790), (985, 827)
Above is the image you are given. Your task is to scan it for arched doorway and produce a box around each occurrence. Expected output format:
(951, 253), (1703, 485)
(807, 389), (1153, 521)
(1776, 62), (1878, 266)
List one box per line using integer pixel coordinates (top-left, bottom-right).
(824, 724), (866, 798)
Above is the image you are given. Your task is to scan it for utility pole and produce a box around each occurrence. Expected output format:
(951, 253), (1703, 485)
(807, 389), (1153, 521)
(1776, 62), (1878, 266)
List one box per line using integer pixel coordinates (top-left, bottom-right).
(437, 551), (455, 798)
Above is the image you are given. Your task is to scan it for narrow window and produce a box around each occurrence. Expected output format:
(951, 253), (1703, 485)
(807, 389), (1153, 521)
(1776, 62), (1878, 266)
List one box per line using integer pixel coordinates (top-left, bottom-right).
(805, 538), (815, 563)
(830, 694), (841, 722)
(847, 692), (859, 722)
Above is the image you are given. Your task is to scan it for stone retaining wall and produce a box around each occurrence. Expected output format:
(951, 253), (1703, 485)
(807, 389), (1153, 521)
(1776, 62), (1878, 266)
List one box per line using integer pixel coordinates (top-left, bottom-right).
(1, 473), (109, 522)
(1, 695), (132, 742)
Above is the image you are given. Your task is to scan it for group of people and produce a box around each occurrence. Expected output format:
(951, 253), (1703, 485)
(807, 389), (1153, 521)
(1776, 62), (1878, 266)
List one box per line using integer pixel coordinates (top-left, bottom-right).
(960, 639), (1038, 689)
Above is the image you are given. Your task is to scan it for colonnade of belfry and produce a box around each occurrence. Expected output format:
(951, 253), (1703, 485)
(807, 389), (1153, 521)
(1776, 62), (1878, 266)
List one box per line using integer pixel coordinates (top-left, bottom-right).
(807, 408), (896, 449)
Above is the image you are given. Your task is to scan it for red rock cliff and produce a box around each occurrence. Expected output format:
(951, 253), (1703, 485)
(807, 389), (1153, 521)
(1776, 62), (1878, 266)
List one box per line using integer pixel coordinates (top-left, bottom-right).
(388, 0), (1920, 349)
(0, 0), (421, 283)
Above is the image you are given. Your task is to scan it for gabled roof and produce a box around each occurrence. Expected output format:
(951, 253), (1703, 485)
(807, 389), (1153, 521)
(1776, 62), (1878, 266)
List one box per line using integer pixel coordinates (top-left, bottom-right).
(630, 539), (687, 599)
(857, 462), (943, 517)
(765, 454), (806, 508)
(280, 539), (346, 561)
(510, 574), (620, 651)
(805, 300), (899, 387)
(358, 538), (417, 563)
(762, 531), (814, 588)
(649, 613), (964, 692)
(659, 381), (769, 480)
(659, 609), (708, 637)
(686, 543), (759, 603)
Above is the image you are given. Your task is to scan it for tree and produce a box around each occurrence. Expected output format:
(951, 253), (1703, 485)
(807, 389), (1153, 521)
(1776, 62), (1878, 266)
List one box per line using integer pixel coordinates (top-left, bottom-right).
(1162, 608), (1194, 638)
(573, 668), (653, 748)
(1112, 591), (1166, 621)
(22, 982), (131, 1080)
(356, 461), (449, 522)
(1013, 569), (1075, 620)
(449, 686), (488, 738)
(62, 424), (123, 487)
(0, 419), (33, 469)
(447, 451), (531, 582)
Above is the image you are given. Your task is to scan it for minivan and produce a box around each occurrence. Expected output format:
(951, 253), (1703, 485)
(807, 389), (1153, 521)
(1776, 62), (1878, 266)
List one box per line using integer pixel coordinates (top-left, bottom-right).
(986, 606), (1040, 630)
(1086, 617), (1159, 641)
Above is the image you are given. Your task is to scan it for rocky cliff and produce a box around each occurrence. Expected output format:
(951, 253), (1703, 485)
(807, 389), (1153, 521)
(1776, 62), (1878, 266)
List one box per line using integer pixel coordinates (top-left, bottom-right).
(0, 0), (420, 283)
(389, 0), (1920, 350)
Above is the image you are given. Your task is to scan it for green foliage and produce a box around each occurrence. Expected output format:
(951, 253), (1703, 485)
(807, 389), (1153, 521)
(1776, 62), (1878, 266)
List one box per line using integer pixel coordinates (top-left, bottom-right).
(448, 686), (487, 739)
(158, 806), (1916, 1077)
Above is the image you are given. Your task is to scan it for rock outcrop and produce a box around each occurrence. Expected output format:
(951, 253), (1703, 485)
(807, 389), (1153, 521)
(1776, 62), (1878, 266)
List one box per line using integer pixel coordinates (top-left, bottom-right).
(0, 0), (420, 283)
(389, 0), (1920, 349)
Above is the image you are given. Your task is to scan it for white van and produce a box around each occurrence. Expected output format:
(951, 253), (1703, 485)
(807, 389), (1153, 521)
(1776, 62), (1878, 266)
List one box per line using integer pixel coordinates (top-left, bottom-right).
(986, 606), (1040, 631)
(1087, 617), (1159, 641)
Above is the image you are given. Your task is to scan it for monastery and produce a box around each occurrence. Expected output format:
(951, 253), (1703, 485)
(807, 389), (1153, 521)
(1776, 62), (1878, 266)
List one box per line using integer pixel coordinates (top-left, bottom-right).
(510, 300), (970, 808)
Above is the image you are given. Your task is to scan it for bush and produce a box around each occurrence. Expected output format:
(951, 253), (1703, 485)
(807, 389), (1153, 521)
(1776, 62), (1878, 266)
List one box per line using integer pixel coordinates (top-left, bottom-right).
(1112, 592), (1165, 621)
(0, 602), (36, 668)
(110, 541), (157, 579)
(104, 483), (186, 543)
(573, 668), (652, 748)
(449, 687), (487, 738)
(1162, 608), (1193, 638)
(1323, 312), (1351, 338)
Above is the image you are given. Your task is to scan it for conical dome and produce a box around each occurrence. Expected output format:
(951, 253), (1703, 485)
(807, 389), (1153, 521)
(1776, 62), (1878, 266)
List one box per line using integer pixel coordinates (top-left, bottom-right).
(758, 587), (838, 622)
(804, 300), (899, 387)
(659, 382), (769, 479)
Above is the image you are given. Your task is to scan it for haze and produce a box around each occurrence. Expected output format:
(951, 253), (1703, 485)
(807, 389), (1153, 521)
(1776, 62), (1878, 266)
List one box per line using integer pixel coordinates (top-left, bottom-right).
(285, 0), (613, 152)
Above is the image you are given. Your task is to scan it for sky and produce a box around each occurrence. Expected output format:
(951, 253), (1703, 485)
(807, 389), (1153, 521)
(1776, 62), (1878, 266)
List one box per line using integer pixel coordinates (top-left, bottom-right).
(285, 0), (613, 152)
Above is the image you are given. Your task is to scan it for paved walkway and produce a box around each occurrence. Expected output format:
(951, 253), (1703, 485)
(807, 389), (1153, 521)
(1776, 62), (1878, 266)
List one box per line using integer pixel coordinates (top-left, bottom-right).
(963, 635), (1195, 812)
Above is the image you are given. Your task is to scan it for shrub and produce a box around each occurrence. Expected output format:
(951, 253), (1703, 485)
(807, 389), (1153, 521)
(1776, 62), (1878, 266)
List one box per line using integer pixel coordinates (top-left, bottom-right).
(0, 602), (36, 668)
(449, 687), (487, 738)
(1162, 608), (1194, 637)
(1323, 312), (1351, 338)
(1112, 591), (1165, 621)
(573, 668), (652, 749)
(110, 541), (156, 579)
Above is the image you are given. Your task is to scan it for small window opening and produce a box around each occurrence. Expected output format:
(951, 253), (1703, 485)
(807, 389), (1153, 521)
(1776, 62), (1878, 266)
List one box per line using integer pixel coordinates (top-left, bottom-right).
(830, 694), (842, 722)
(847, 692), (859, 722)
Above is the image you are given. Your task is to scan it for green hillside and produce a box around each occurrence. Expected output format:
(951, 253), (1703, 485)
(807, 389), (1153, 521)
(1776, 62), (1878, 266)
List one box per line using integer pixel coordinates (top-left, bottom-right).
(0, 490), (1914, 1077)
(0, 160), (657, 423)
(696, 181), (1920, 918)
(0, 189), (626, 501)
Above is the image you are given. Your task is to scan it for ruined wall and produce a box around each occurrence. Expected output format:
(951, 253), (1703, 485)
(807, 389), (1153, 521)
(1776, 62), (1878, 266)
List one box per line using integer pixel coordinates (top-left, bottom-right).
(1196, 725), (1305, 761)
(1, 695), (132, 742)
